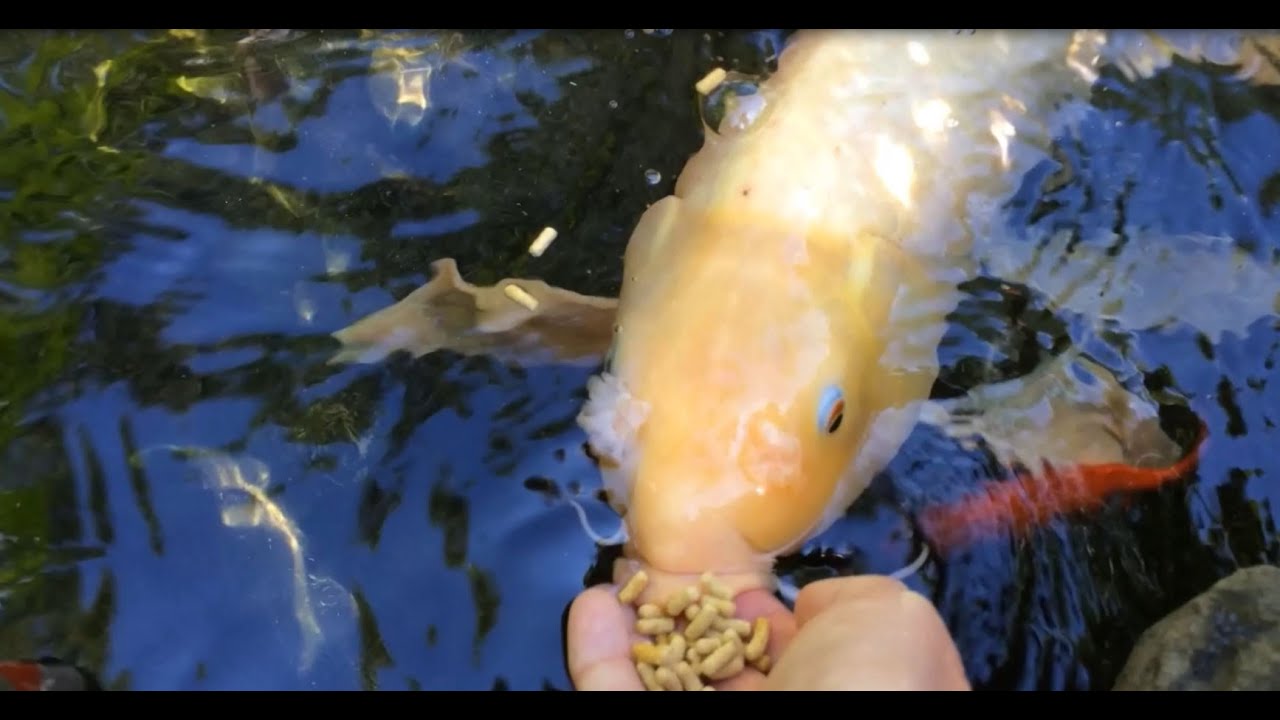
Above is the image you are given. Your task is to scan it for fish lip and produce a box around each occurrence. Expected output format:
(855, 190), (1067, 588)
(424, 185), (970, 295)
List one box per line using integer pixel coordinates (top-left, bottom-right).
(612, 549), (779, 605)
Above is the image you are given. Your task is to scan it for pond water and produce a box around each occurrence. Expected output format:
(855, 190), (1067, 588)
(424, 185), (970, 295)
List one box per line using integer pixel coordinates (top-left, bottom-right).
(1, 29), (1278, 691)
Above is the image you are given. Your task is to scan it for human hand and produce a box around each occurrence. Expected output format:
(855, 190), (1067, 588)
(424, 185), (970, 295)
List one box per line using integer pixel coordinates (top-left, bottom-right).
(565, 574), (969, 691)
(763, 575), (971, 691)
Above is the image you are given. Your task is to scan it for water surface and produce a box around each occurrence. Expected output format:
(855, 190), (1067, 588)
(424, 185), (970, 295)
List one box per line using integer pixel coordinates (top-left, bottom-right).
(1, 29), (1278, 690)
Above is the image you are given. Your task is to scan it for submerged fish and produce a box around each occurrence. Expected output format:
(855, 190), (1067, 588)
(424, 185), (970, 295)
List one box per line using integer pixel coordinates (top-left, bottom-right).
(331, 30), (1273, 603)
(0, 658), (100, 691)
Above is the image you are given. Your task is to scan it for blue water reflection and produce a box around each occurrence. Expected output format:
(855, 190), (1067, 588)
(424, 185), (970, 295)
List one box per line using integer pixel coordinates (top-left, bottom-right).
(1, 29), (1278, 691)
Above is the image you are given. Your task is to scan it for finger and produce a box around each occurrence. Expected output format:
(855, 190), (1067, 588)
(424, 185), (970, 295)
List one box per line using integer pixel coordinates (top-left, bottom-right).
(792, 574), (909, 627)
(566, 585), (645, 691)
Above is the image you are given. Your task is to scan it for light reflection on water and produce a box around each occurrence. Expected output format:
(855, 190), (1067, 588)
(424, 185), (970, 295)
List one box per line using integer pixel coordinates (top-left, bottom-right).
(0, 29), (1276, 691)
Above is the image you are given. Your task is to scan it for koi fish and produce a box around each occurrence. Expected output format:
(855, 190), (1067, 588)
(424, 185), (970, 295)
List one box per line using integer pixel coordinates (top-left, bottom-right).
(913, 348), (1211, 551)
(0, 658), (100, 691)
(331, 30), (1273, 603)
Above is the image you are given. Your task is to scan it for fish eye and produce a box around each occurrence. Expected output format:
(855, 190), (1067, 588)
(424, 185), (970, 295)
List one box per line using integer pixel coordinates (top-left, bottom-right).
(817, 385), (844, 434)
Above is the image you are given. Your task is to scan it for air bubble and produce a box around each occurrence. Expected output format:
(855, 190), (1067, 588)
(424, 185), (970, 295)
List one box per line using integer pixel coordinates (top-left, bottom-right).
(698, 72), (767, 135)
(644, 169), (661, 185)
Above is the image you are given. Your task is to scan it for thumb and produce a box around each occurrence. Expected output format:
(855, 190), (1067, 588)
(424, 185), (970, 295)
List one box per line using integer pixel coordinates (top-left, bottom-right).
(791, 575), (913, 627)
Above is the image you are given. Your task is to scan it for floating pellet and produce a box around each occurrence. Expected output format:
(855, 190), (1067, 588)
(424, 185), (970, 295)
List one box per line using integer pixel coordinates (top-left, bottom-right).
(696, 67), (727, 95)
(684, 602), (701, 621)
(527, 226), (557, 257)
(502, 283), (538, 310)
(617, 571), (648, 604)
(745, 617), (769, 662)
(637, 662), (662, 691)
(636, 617), (675, 635)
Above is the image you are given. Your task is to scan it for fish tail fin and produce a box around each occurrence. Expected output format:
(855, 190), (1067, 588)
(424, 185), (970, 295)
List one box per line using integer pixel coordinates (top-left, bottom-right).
(329, 257), (619, 366)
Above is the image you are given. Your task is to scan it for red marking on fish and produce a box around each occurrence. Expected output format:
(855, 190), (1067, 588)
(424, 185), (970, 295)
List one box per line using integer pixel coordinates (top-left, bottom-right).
(918, 421), (1209, 550)
(0, 661), (44, 691)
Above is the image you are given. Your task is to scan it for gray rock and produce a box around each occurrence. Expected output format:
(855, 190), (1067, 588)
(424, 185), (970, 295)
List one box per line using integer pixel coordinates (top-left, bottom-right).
(1114, 563), (1280, 690)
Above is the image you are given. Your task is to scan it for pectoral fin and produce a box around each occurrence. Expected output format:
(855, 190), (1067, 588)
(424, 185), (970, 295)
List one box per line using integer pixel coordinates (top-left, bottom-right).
(330, 258), (619, 366)
(915, 350), (1206, 549)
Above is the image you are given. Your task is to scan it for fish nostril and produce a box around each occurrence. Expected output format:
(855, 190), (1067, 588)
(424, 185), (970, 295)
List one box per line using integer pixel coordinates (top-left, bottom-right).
(736, 412), (801, 493)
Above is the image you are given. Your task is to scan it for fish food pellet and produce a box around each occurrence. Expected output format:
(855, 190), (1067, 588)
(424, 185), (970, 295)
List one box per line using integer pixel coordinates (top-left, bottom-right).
(745, 617), (769, 661)
(527, 226), (558, 257)
(654, 666), (682, 691)
(502, 282), (539, 310)
(696, 67), (727, 95)
(637, 603), (664, 619)
(674, 661), (703, 691)
(713, 617), (752, 637)
(635, 617), (675, 635)
(617, 571), (773, 690)
(684, 603), (719, 641)
(693, 637), (720, 655)
(632, 642), (667, 667)
(637, 662), (662, 691)
(702, 596), (736, 617)
(617, 570), (649, 604)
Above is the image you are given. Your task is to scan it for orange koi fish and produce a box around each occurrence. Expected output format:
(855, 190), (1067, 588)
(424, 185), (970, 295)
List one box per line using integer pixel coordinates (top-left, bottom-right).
(917, 420), (1209, 551)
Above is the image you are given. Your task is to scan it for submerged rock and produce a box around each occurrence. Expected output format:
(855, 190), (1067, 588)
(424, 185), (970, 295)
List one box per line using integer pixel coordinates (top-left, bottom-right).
(1114, 564), (1280, 690)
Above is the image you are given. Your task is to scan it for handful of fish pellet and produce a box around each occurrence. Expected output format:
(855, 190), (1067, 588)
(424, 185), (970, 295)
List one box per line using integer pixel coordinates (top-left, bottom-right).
(616, 570), (772, 691)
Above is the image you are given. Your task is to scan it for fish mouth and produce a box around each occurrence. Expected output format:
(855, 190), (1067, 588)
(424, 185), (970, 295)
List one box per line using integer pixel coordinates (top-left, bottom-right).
(612, 547), (779, 606)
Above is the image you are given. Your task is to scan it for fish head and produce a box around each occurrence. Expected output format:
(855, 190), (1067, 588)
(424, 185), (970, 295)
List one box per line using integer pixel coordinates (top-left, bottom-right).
(578, 204), (915, 602)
